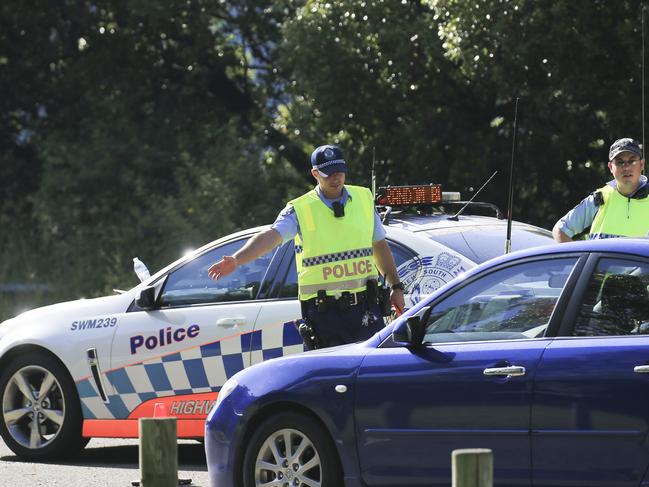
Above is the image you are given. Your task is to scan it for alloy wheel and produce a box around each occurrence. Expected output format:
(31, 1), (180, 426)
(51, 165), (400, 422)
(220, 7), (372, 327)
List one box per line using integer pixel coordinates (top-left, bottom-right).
(254, 427), (322, 487)
(2, 365), (65, 450)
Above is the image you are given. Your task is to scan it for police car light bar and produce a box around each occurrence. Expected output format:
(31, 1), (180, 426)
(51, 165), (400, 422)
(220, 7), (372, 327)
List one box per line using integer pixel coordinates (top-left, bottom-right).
(376, 184), (443, 206)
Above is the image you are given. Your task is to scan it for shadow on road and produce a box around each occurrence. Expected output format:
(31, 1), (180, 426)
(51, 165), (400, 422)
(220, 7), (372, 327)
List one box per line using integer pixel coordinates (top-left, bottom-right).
(0, 441), (207, 471)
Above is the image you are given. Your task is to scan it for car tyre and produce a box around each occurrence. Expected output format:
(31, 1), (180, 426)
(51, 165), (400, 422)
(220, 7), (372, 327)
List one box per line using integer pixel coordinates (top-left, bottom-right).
(0, 351), (88, 460)
(243, 411), (342, 487)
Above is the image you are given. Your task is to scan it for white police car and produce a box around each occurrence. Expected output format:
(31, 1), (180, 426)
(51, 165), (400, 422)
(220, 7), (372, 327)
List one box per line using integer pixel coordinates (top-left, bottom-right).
(0, 186), (552, 459)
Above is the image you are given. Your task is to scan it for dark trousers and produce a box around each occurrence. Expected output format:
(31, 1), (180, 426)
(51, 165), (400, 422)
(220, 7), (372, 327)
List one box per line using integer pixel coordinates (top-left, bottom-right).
(302, 300), (385, 348)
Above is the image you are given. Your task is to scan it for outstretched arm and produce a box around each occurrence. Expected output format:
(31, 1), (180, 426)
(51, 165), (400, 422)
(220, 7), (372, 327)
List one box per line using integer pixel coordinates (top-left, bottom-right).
(208, 229), (283, 280)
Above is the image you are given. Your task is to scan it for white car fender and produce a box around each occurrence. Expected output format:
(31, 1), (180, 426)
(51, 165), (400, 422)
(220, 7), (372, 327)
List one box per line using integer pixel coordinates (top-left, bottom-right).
(0, 292), (137, 385)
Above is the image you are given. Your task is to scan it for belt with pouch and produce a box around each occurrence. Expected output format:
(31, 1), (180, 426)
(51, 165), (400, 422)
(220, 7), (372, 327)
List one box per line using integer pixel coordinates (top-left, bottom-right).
(304, 290), (368, 312)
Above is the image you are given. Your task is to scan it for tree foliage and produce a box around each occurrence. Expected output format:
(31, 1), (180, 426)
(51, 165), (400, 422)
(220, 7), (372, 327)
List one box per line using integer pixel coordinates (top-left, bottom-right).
(0, 0), (646, 319)
(0, 0), (303, 313)
(428, 0), (645, 222)
(276, 0), (492, 189)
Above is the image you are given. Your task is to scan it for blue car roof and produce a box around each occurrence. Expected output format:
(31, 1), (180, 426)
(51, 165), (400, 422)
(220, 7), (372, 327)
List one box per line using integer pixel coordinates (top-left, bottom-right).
(375, 237), (649, 343)
(449, 238), (649, 289)
(492, 238), (649, 263)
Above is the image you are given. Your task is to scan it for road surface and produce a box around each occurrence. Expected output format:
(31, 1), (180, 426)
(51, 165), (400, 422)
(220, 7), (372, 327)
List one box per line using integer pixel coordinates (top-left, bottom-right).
(0, 437), (210, 486)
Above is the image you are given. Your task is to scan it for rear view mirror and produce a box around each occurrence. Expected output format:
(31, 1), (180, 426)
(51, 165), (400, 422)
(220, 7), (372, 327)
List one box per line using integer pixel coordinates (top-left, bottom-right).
(135, 286), (156, 310)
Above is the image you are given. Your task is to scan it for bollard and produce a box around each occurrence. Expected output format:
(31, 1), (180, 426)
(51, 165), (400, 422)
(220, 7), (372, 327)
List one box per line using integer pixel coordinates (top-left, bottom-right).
(452, 448), (493, 487)
(138, 416), (178, 487)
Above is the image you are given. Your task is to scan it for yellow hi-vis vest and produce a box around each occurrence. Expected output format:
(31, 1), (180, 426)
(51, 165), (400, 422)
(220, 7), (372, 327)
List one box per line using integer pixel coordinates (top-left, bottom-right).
(589, 184), (649, 239)
(290, 185), (379, 301)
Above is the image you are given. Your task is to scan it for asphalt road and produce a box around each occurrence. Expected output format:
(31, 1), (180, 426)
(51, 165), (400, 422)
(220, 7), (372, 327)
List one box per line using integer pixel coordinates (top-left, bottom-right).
(0, 437), (210, 486)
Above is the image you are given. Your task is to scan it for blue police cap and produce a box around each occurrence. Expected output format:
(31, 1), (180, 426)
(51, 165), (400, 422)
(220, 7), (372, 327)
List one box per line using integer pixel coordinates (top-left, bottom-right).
(311, 145), (347, 176)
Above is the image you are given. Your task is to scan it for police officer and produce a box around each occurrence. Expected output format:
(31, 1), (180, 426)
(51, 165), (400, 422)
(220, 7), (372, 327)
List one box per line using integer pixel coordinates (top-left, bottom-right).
(208, 144), (405, 348)
(553, 137), (649, 241)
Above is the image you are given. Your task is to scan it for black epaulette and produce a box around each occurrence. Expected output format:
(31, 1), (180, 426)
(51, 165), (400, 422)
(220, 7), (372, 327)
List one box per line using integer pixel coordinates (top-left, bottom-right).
(593, 191), (604, 206)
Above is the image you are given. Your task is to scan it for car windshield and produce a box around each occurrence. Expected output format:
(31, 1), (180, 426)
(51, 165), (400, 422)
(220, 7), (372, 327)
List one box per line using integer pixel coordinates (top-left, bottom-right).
(423, 225), (552, 264)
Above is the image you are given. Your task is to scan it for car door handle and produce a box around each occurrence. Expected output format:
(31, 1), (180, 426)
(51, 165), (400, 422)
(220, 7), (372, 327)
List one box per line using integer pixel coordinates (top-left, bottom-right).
(634, 365), (649, 374)
(216, 317), (247, 328)
(483, 366), (526, 377)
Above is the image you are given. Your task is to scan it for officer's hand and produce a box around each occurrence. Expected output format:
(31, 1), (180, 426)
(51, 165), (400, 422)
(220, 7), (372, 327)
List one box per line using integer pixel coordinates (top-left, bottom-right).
(390, 288), (405, 316)
(208, 256), (238, 280)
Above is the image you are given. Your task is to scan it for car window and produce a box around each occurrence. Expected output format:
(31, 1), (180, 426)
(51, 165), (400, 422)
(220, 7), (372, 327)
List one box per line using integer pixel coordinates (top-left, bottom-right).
(426, 226), (552, 264)
(278, 267), (298, 298)
(384, 239), (418, 290)
(277, 245), (299, 298)
(423, 257), (578, 343)
(256, 241), (293, 299)
(159, 237), (276, 307)
(573, 258), (649, 336)
(387, 240), (417, 268)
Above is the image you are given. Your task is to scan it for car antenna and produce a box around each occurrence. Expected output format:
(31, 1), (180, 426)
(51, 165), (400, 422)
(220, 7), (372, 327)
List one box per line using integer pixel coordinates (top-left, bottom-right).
(372, 146), (377, 198)
(373, 146), (395, 224)
(643, 5), (646, 163)
(505, 97), (520, 254)
(446, 170), (498, 221)
(371, 146), (392, 297)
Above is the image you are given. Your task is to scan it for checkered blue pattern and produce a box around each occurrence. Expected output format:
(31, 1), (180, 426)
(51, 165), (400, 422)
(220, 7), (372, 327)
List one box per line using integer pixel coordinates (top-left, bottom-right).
(76, 322), (304, 420)
(314, 158), (345, 169)
(250, 321), (305, 366)
(302, 247), (372, 267)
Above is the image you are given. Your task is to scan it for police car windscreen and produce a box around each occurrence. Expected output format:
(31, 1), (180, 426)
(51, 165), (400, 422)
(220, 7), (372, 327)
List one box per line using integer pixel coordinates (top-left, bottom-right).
(425, 226), (553, 264)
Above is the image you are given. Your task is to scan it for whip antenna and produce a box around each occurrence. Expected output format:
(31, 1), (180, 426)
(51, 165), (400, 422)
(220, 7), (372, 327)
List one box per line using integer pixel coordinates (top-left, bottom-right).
(505, 97), (519, 254)
(447, 170), (498, 221)
(372, 146), (377, 198)
(643, 5), (646, 159)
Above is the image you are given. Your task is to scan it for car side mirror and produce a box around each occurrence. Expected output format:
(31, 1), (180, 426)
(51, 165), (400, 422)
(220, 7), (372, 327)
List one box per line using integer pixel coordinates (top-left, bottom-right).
(135, 286), (156, 310)
(393, 306), (430, 347)
(134, 275), (168, 311)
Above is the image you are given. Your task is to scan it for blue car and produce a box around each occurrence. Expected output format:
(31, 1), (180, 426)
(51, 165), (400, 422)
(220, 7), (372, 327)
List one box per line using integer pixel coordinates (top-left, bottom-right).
(205, 239), (649, 487)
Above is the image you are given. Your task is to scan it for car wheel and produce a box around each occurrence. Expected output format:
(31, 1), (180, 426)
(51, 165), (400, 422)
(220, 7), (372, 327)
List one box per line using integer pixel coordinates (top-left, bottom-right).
(0, 352), (88, 460)
(243, 411), (342, 487)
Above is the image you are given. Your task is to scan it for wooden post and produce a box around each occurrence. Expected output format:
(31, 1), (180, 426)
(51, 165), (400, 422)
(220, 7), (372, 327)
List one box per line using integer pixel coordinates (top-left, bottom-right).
(138, 417), (178, 487)
(452, 448), (493, 487)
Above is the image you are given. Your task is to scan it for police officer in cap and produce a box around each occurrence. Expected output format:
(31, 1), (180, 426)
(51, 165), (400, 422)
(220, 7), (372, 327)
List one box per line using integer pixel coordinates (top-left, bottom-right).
(208, 144), (405, 348)
(553, 137), (649, 241)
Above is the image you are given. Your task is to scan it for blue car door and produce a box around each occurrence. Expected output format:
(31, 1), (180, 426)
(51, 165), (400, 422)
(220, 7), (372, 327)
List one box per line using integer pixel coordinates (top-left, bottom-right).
(355, 256), (580, 487)
(532, 255), (649, 487)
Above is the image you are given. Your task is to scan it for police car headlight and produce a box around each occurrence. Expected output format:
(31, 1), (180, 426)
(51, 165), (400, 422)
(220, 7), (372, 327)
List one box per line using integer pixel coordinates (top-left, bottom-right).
(209, 378), (238, 418)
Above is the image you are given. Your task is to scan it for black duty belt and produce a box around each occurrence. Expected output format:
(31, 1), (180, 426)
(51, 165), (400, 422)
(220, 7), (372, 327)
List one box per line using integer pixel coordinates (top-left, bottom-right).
(303, 290), (368, 312)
